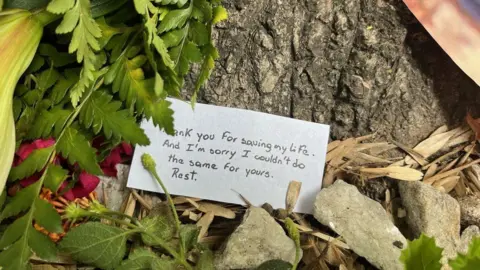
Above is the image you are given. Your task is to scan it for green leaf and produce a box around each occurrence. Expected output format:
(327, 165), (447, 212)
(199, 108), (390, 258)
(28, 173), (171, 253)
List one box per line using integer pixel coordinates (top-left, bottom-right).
(189, 21), (208, 46)
(162, 27), (187, 48)
(196, 245), (214, 270)
(192, 43), (218, 106)
(153, 35), (174, 68)
(179, 224), (199, 253)
(47, 0), (74, 14)
(27, 55), (45, 73)
(91, 0), (129, 18)
(39, 44), (77, 67)
(450, 238), (480, 270)
(8, 146), (53, 182)
(256, 260), (293, 270)
(400, 234), (443, 270)
(212, 5), (228, 24)
(170, 41), (202, 76)
(192, 0), (212, 22)
(48, 71), (78, 104)
(104, 52), (175, 135)
(59, 222), (131, 269)
(0, 236), (32, 270)
(80, 91), (150, 145)
(151, 257), (178, 269)
(285, 218), (300, 270)
(0, 214), (29, 249)
(57, 127), (102, 175)
(117, 248), (162, 270)
(0, 181), (40, 221)
(34, 199), (63, 233)
(28, 226), (58, 261)
(27, 108), (71, 139)
(37, 69), (61, 90)
(158, 6), (192, 33)
(44, 164), (68, 192)
(133, 0), (149, 15)
(0, 190), (6, 210)
(140, 215), (175, 246)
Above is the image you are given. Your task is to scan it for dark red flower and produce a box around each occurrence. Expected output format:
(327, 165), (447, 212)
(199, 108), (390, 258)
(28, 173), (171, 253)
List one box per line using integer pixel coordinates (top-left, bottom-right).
(100, 142), (133, 177)
(15, 139), (55, 187)
(60, 172), (100, 201)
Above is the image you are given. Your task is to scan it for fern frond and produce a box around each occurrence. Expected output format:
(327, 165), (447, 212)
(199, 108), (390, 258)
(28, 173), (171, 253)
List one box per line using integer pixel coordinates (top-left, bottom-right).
(27, 108), (71, 139)
(8, 146), (53, 182)
(57, 126), (102, 175)
(105, 51), (175, 135)
(80, 91), (150, 145)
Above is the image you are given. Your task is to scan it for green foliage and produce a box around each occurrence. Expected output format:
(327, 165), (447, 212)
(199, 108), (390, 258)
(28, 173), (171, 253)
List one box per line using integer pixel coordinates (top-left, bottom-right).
(43, 164), (68, 192)
(140, 215), (175, 246)
(79, 91), (150, 145)
(180, 224), (200, 253)
(117, 248), (167, 270)
(59, 222), (132, 269)
(256, 260), (293, 270)
(285, 217), (301, 270)
(8, 146), (53, 181)
(450, 238), (480, 270)
(195, 245), (214, 270)
(400, 234), (444, 270)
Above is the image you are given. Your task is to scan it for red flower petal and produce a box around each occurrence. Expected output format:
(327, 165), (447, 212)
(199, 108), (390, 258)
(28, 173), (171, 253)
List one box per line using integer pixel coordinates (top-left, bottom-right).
(33, 138), (55, 149)
(121, 142), (133, 156)
(19, 174), (41, 187)
(70, 172), (100, 199)
(59, 181), (75, 201)
(102, 167), (117, 177)
(16, 142), (36, 161)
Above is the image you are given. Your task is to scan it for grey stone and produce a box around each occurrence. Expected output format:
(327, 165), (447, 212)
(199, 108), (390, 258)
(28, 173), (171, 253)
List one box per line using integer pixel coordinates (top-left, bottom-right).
(184, 0), (480, 146)
(314, 180), (406, 270)
(94, 164), (130, 212)
(399, 181), (460, 259)
(458, 195), (480, 228)
(457, 226), (480, 255)
(214, 207), (298, 269)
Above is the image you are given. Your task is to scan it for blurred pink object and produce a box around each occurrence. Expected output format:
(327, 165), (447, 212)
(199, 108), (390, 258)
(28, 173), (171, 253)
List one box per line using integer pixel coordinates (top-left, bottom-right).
(403, 0), (480, 85)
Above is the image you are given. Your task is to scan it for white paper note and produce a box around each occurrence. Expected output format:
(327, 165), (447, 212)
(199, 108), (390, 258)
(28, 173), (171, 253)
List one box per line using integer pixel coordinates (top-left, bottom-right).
(127, 99), (330, 213)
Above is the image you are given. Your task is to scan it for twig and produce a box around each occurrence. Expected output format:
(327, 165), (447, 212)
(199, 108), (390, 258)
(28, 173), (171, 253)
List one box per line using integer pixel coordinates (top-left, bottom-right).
(130, 189), (152, 211)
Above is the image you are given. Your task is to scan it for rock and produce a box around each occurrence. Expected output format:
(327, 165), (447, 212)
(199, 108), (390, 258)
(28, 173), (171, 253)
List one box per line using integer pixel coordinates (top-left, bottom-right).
(94, 164), (130, 212)
(191, 0), (480, 146)
(399, 181), (460, 259)
(314, 180), (406, 270)
(457, 195), (480, 228)
(457, 226), (480, 254)
(214, 207), (298, 269)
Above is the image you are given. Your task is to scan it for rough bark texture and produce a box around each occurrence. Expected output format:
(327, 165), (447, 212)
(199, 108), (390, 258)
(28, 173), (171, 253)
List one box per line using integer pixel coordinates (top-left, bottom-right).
(190, 0), (480, 146)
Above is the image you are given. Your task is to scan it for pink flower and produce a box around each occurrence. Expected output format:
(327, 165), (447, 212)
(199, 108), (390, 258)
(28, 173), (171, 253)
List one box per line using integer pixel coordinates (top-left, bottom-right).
(60, 171), (100, 201)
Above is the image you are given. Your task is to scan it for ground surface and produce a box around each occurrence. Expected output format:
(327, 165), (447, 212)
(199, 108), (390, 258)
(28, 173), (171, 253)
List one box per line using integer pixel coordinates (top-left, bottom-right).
(190, 0), (480, 146)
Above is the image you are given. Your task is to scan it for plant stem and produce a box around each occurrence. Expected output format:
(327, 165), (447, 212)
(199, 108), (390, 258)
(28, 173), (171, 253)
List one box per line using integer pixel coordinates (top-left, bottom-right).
(90, 213), (138, 230)
(149, 169), (181, 231)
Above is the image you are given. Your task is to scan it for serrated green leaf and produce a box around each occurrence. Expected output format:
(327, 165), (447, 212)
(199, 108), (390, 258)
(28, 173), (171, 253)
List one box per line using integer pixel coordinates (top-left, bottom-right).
(170, 41), (202, 76)
(44, 164), (68, 192)
(34, 199), (63, 233)
(96, 17), (122, 49)
(57, 127), (102, 175)
(140, 215), (175, 246)
(37, 68), (60, 90)
(400, 234), (443, 270)
(450, 238), (480, 270)
(59, 222), (132, 269)
(27, 108), (71, 139)
(56, 1), (80, 34)
(192, 43), (218, 106)
(180, 224), (199, 253)
(212, 5), (227, 24)
(0, 213), (29, 249)
(158, 6), (192, 33)
(80, 91), (150, 145)
(256, 260), (293, 270)
(48, 72), (78, 104)
(192, 0), (212, 22)
(153, 35), (174, 68)
(28, 226), (57, 261)
(0, 235), (32, 270)
(47, 0), (74, 14)
(8, 146), (53, 182)
(0, 181), (40, 221)
(134, 0), (149, 15)
(162, 27), (187, 48)
(0, 190), (5, 210)
(13, 98), (23, 121)
(117, 248), (162, 270)
(27, 54), (45, 73)
(189, 20), (208, 46)
(104, 52), (175, 135)
(155, 72), (165, 97)
(91, 0), (129, 18)
(39, 44), (76, 67)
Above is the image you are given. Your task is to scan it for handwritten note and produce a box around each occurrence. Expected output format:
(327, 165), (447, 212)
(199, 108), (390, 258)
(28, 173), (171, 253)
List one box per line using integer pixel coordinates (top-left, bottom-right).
(127, 99), (330, 213)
